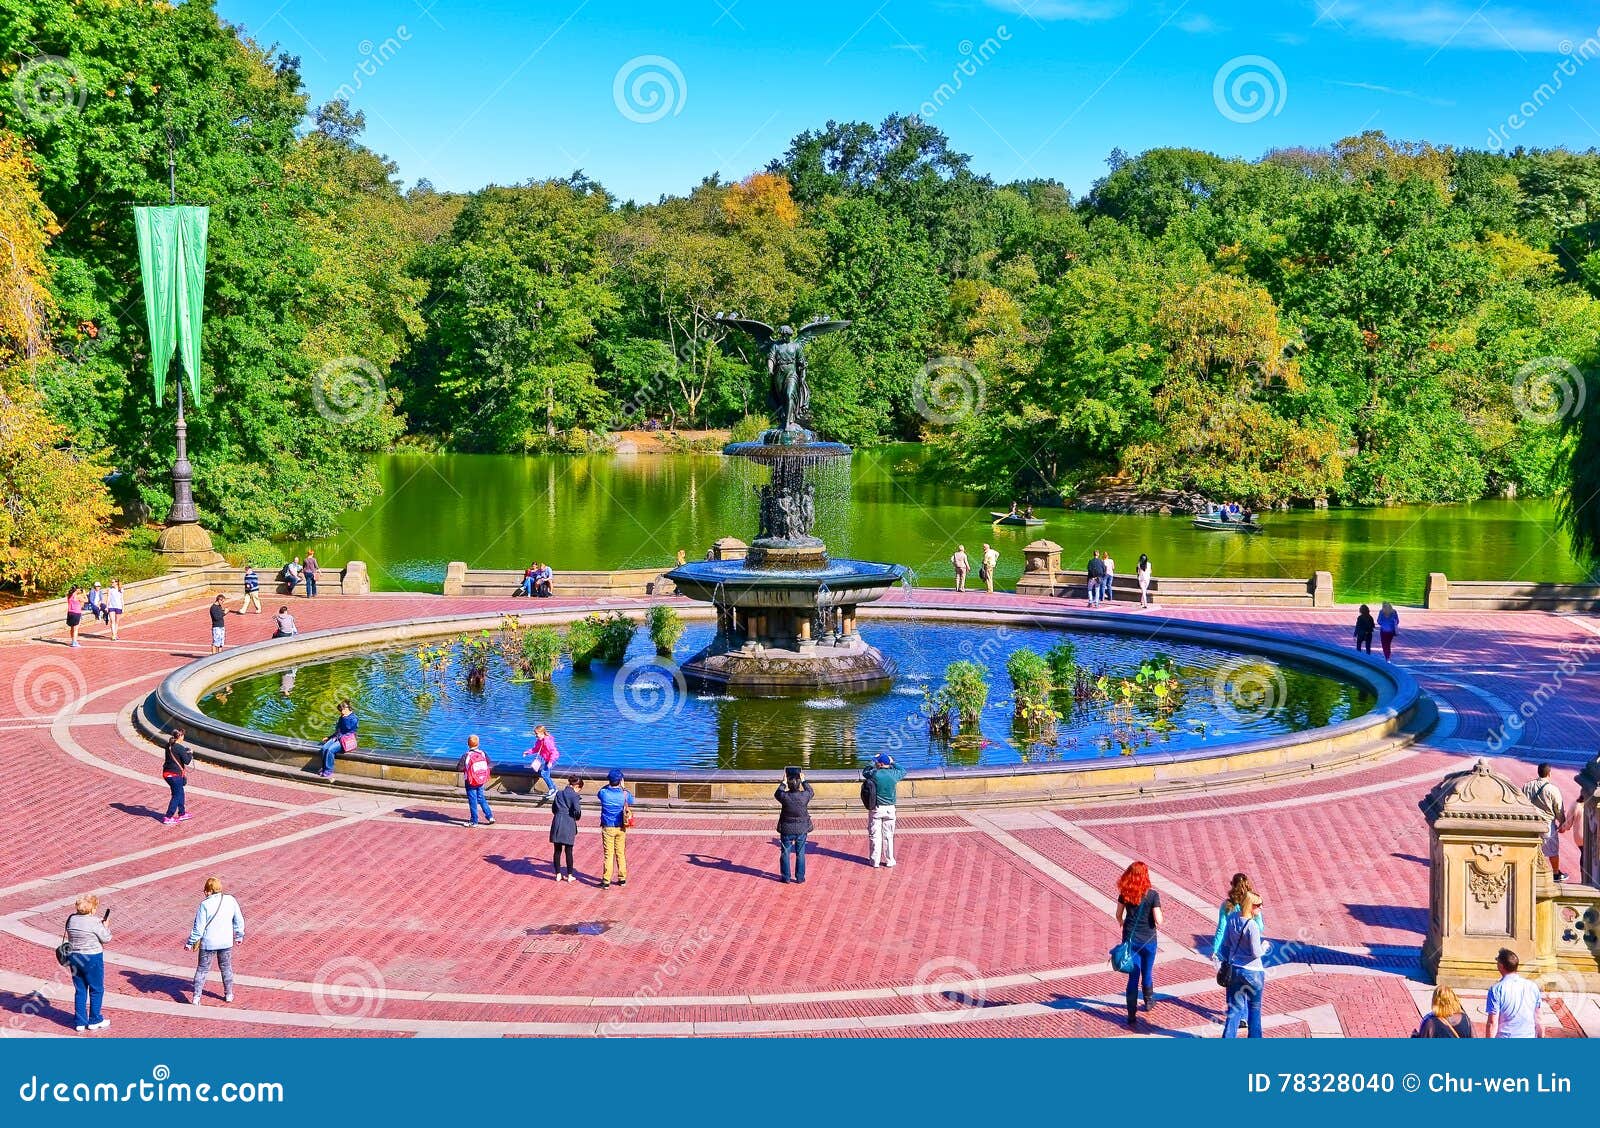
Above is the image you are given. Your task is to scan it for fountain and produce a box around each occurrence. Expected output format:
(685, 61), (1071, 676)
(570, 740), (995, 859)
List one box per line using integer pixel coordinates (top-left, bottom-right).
(664, 315), (907, 695)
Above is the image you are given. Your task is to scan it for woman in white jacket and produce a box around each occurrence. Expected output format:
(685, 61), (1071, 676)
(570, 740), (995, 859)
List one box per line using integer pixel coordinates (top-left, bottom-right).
(186, 876), (245, 1004)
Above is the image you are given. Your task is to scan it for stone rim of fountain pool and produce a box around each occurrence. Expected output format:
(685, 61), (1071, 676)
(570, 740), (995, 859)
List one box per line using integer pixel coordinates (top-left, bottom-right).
(143, 600), (1430, 808)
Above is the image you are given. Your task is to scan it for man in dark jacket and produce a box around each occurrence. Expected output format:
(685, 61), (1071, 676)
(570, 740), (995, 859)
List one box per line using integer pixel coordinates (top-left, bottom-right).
(774, 767), (815, 884)
(1086, 551), (1106, 607)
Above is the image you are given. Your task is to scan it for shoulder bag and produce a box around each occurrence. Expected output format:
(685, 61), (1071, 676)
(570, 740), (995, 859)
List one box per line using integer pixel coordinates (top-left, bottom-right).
(1109, 895), (1149, 974)
(54, 915), (73, 967)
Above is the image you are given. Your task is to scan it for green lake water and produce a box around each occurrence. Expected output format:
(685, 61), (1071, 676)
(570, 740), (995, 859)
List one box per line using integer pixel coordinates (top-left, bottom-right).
(305, 446), (1586, 604)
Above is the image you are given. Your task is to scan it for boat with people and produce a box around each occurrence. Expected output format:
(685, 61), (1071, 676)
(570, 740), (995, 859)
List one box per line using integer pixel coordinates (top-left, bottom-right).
(991, 502), (1045, 527)
(1193, 504), (1262, 533)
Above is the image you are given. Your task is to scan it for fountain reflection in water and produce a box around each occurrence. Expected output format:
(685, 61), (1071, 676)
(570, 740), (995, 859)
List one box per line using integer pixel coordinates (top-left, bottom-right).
(665, 428), (908, 696)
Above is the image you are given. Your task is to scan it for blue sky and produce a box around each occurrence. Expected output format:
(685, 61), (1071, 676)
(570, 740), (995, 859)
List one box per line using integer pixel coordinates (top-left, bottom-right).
(215, 0), (1600, 202)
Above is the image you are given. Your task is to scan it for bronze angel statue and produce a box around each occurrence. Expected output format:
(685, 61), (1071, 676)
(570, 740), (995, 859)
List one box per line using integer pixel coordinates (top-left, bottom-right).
(712, 313), (851, 432)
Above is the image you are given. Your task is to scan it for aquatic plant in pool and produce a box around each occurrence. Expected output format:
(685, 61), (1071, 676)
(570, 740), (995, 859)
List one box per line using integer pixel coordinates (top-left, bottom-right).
(198, 621), (1374, 773)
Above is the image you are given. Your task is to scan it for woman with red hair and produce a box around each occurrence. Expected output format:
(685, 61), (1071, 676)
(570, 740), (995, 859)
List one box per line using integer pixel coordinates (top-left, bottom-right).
(1114, 861), (1164, 1029)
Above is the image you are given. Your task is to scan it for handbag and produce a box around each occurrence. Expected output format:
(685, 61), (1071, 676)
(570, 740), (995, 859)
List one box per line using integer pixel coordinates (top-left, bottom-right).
(622, 806), (636, 831)
(54, 915), (72, 967)
(1109, 894), (1149, 974)
(337, 731), (358, 753)
(1217, 910), (1248, 987)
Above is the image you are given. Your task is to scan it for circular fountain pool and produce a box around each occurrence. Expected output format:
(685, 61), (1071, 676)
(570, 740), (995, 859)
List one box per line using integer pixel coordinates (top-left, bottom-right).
(194, 618), (1374, 773)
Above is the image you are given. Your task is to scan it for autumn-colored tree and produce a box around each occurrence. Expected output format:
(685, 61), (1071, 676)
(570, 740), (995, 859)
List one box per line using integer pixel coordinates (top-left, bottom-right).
(0, 131), (56, 366)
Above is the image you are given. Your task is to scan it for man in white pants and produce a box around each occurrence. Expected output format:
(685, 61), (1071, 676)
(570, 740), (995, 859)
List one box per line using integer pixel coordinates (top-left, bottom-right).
(868, 753), (906, 868)
(1523, 763), (1569, 882)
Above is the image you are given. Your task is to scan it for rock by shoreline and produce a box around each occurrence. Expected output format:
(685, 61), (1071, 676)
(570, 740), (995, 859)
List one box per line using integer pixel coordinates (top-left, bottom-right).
(1070, 485), (1213, 516)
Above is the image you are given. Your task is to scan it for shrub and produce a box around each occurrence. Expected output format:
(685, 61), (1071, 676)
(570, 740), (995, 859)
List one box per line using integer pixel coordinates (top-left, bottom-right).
(565, 617), (601, 670)
(928, 659), (989, 740)
(218, 537), (288, 569)
(648, 604), (685, 655)
(1045, 641), (1077, 686)
(595, 611), (637, 663)
(1007, 649), (1058, 739)
(498, 615), (562, 681)
(458, 630), (495, 691)
(728, 413), (773, 444)
(415, 644), (450, 707)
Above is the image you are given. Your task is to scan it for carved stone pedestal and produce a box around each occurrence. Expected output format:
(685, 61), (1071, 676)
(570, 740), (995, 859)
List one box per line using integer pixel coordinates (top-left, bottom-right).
(1420, 759), (1551, 988)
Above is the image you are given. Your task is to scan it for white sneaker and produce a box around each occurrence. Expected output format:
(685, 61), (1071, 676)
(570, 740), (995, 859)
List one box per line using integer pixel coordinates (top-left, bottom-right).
(192, 995), (203, 1005)
(885, 859), (897, 868)
(75, 1025), (87, 1032)
(87, 1018), (109, 1031)
(224, 992), (233, 1003)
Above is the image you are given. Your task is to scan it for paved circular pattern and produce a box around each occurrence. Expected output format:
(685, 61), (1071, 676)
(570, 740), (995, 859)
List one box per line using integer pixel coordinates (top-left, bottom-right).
(1, 590), (1593, 1037)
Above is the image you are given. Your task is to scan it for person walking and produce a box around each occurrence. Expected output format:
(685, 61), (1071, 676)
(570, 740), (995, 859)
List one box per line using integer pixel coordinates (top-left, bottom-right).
(1136, 554), (1152, 609)
(549, 775), (583, 882)
(775, 767), (814, 884)
(1523, 764), (1570, 882)
(1102, 551), (1116, 603)
(208, 594), (227, 653)
(1114, 861), (1163, 1029)
(868, 753), (905, 868)
(185, 876), (244, 1005)
(105, 579), (125, 640)
(272, 605), (299, 638)
(1377, 601), (1400, 661)
(1412, 985), (1473, 1038)
(161, 728), (193, 826)
(1485, 948), (1542, 1038)
(1085, 552), (1104, 607)
(303, 550), (320, 598)
(597, 769), (635, 889)
(951, 545), (970, 593)
(460, 734), (495, 826)
(238, 565), (262, 614)
(1354, 604), (1375, 654)
(65, 585), (84, 648)
(64, 894), (112, 1031)
(1211, 873), (1264, 1033)
(1220, 890), (1266, 1038)
(318, 699), (357, 778)
(524, 724), (559, 801)
(980, 543), (1000, 593)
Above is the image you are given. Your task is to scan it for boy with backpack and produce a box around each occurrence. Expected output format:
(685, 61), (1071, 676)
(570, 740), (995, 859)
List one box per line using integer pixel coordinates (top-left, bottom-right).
(460, 735), (495, 827)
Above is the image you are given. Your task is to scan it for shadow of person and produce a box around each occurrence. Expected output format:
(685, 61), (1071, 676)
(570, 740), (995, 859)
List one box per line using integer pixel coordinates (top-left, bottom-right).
(109, 802), (166, 822)
(683, 852), (782, 881)
(483, 854), (542, 877)
(120, 969), (189, 1003)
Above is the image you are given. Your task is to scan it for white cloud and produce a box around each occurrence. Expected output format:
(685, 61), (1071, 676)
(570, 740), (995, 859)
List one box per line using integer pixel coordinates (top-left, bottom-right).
(1317, 0), (1586, 53)
(1327, 78), (1456, 106)
(1176, 13), (1219, 33)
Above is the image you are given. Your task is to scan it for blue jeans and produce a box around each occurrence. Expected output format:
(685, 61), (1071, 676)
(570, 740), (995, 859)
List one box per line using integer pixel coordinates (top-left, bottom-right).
(304, 573), (318, 597)
(164, 775), (186, 818)
(535, 761), (555, 794)
(320, 737), (340, 773)
(1088, 577), (1102, 604)
(1124, 938), (1156, 1009)
(779, 834), (808, 881)
(520, 577), (535, 597)
(1223, 967), (1265, 1037)
(69, 952), (105, 1027)
(466, 786), (494, 824)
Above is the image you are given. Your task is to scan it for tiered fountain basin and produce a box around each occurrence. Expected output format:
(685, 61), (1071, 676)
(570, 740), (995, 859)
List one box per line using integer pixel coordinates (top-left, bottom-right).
(146, 601), (1428, 807)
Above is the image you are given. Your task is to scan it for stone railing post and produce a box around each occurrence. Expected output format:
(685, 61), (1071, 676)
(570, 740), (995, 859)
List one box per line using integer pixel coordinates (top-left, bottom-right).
(1419, 759), (1550, 987)
(711, 537), (748, 562)
(341, 560), (370, 595)
(1310, 570), (1333, 608)
(1015, 539), (1063, 598)
(442, 561), (467, 597)
(1425, 572), (1450, 611)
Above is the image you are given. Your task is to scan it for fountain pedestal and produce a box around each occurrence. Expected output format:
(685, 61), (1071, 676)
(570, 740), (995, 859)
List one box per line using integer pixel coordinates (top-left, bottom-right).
(665, 428), (906, 697)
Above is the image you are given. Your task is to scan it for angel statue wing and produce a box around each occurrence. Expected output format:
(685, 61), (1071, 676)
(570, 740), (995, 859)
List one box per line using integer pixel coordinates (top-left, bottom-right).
(795, 318), (851, 342)
(710, 312), (777, 350)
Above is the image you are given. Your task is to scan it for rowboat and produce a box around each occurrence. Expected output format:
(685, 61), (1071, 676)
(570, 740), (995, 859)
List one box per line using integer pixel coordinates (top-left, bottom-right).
(1192, 514), (1262, 533)
(991, 511), (1044, 527)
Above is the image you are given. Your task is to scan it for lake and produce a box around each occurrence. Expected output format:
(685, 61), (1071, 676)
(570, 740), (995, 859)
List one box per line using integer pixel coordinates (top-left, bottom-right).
(305, 446), (1587, 604)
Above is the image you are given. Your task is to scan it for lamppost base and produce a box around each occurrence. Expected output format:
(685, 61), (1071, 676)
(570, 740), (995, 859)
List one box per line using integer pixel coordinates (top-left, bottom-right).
(156, 522), (223, 567)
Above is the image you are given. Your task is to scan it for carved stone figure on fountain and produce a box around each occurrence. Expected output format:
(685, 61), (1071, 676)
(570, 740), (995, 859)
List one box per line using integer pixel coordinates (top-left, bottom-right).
(712, 313), (851, 435)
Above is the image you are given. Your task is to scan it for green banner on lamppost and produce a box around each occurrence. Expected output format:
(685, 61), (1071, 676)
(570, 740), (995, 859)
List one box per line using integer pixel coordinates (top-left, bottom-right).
(134, 205), (208, 405)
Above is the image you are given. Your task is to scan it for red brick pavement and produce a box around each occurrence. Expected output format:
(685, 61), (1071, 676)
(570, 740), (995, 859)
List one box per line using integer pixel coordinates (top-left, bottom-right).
(1, 590), (1593, 1037)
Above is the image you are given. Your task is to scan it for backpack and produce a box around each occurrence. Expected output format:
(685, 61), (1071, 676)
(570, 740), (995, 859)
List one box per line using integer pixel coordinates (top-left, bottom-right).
(464, 750), (491, 788)
(860, 771), (878, 810)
